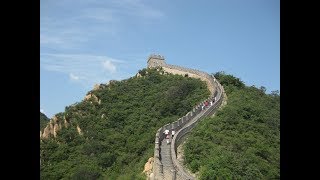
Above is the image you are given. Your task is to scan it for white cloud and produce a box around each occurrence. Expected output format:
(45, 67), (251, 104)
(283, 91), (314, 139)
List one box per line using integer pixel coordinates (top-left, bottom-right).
(40, 1), (162, 86)
(69, 73), (80, 81)
(40, 108), (45, 113)
(102, 60), (116, 73)
(40, 0), (164, 50)
(40, 53), (128, 87)
(40, 27), (89, 49)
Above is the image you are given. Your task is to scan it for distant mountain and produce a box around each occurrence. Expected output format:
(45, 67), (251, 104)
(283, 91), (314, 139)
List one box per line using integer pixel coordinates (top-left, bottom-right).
(40, 68), (209, 179)
(40, 112), (49, 130)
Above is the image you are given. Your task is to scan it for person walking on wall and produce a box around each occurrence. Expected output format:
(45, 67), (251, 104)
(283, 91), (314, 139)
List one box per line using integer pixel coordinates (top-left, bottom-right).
(171, 128), (175, 137)
(164, 129), (169, 136)
(164, 129), (170, 144)
(205, 100), (209, 107)
(166, 134), (170, 144)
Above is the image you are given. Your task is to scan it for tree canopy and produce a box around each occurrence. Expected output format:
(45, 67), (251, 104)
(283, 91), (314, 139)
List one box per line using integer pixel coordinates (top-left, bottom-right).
(184, 72), (280, 179)
(40, 112), (49, 130)
(40, 68), (209, 179)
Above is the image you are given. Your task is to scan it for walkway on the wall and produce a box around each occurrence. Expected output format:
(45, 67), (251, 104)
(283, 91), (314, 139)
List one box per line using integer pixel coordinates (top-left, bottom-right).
(161, 81), (224, 180)
(151, 61), (226, 180)
(160, 107), (209, 179)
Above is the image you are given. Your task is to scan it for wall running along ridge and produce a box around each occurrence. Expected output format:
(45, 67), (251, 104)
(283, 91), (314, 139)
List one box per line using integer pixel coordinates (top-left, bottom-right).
(148, 55), (226, 180)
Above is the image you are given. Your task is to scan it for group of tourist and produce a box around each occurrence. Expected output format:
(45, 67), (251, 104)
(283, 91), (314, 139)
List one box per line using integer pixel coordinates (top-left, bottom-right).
(201, 96), (217, 111)
(163, 128), (175, 144)
(162, 96), (218, 145)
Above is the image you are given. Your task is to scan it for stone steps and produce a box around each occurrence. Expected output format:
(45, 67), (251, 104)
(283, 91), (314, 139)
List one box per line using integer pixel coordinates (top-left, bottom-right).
(160, 138), (174, 180)
(149, 60), (225, 180)
(157, 106), (212, 180)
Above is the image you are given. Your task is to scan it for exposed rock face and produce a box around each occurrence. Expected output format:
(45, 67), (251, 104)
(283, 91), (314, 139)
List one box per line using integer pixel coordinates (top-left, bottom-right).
(64, 116), (69, 128)
(53, 124), (60, 137)
(84, 93), (99, 104)
(101, 114), (105, 119)
(42, 124), (52, 139)
(77, 125), (83, 135)
(143, 157), (154, 178)
(40, 115), (70, 139)
(93, 84), (100, 90)
(93, 83), (108, 90)
(52, 115), (58, 123)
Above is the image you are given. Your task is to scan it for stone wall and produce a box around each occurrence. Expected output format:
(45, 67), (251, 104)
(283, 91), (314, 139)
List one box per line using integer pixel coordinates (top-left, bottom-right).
(150, 57), (226, 180)
(162, 64), (216, 95)
(170, 81), (225, 180)
(147, 54), (166, 68)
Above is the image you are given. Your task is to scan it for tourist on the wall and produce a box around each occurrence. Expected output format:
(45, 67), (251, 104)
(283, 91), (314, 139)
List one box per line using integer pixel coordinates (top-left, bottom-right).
(164, 129), (169, 136)
(163, 129), (170, 144)
(166, 134), (170, 144)
(171, 128), (175, 137)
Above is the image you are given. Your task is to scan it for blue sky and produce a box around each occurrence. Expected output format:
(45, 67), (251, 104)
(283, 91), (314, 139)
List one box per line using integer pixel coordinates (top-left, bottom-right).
(40, 0), (279, 118)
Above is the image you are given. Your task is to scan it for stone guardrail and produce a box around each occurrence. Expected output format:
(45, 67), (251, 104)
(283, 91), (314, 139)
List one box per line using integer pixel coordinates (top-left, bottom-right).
(163, 64), (217, 96)
(152, 62), (225, 179)
(170, 80), (224, 180)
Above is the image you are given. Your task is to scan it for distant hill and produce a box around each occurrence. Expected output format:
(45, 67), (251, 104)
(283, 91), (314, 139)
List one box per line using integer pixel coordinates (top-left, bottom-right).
(40, 112), (49, 130)
(40, 68), (210, 179)
(184, 72), (280, 179)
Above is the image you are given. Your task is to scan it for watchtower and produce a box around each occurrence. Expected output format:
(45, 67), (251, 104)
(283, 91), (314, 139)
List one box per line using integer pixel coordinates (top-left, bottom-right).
(147, 54), (166, 68)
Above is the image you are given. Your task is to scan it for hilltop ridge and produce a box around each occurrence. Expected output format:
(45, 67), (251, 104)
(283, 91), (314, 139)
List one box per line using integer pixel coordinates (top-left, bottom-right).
(40, 67), (210, 179)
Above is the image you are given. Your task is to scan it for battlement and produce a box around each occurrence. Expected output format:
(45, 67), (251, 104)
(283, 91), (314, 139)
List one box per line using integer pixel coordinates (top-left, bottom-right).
(147, 54), (166, 68)
(148, 54), (227, 179)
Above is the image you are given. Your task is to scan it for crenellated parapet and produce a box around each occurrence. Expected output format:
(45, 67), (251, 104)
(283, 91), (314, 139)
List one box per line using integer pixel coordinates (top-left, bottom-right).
(147, 54), (166, 68)
(149, 54), (227, 180)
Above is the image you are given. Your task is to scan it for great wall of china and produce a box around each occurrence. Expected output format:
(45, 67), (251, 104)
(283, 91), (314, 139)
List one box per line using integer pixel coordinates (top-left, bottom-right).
(40, 54), (227, 179)
(147, 54), (227, 180)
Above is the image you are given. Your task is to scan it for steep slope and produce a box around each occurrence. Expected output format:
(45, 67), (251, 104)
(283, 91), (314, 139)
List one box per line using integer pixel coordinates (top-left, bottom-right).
(40, 112), (49, 130)
(184, 72), (280, 179)
(40, 68), (210, 179)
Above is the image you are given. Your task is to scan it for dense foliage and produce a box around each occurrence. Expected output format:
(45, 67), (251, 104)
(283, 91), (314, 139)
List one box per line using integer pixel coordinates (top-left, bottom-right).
(184, 71), (280, 179)
(40, 112), (49, 130)
(40, 68), (209, 179)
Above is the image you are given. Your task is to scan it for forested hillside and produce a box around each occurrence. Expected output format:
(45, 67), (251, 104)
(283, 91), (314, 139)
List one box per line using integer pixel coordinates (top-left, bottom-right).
(40, 68), (209, 179)
(184, 72), (280, 179)
(40, 112), (49, 130)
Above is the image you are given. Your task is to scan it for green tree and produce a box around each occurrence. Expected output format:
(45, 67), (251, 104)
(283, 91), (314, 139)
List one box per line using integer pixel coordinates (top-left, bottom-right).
(40, 112), (49, 130)
(184, 72), (280, 179)
(40, 68), (209, 179)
